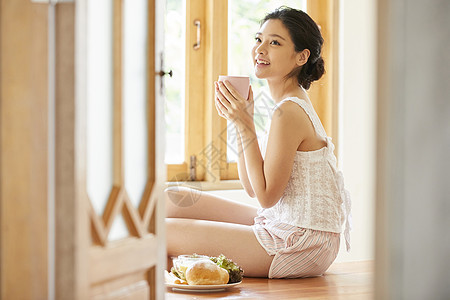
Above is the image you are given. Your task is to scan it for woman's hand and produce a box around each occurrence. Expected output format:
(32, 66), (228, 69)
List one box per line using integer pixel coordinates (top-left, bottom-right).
(214, 80), (254, 129)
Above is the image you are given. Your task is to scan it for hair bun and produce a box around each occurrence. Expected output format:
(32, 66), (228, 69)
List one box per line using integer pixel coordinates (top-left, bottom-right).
(297, 56), (325, 90)
(310, 57), (325, 82)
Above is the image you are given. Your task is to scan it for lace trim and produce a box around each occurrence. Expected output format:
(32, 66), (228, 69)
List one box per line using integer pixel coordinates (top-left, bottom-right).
(335, 169), (352, 252)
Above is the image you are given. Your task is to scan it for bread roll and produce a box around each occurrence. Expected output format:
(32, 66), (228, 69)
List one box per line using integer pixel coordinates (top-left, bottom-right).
(185, 260), (229, 285)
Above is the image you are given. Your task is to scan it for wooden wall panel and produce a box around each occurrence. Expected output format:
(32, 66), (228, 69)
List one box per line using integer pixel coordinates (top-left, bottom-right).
(0, 0), (49, 298)
(307, 0), (339, 147)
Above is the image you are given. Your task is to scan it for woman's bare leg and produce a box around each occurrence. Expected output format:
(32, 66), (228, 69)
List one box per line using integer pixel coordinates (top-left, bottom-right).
(165, 186), (258, 226)
(166, 218), (273, 277)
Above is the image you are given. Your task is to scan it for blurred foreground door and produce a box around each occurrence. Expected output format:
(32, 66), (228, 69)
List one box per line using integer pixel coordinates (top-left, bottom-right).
(1, 0), (165, 298)
(58, 0), (166, 299)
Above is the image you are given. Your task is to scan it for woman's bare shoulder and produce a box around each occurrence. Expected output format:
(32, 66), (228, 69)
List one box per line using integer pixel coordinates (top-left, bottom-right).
(272, 99), (313, 130)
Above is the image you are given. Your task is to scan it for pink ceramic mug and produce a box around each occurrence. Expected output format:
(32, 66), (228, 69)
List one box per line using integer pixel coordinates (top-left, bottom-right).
(218, 75), (250, 99)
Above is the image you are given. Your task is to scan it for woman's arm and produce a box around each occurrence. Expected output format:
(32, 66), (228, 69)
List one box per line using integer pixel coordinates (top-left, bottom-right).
(216, 81), (308, 208)
(235, 105), (305, 208)
(214, 81), (255, 197)
(235, 127), (256, 197)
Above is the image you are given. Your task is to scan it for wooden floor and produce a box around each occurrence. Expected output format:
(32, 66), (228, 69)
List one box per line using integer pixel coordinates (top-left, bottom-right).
(166, 260), (373, 299)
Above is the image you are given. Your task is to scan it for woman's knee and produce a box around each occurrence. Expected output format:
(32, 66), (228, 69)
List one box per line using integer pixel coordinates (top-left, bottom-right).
(165, 186), (200, 206)
(165, 186), (203, 218)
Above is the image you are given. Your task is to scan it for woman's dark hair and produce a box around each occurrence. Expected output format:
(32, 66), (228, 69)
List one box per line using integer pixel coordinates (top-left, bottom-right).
(261, 7), (325, 90)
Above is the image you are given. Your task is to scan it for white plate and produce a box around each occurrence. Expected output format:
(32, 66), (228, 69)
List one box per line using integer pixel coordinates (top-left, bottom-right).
(166, 281), (242, 293)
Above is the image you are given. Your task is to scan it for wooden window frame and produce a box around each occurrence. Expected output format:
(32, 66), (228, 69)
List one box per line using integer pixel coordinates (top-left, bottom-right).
(166, 0), (340, 189)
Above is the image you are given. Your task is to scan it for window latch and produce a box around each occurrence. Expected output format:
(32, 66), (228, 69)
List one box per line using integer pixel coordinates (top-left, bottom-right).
(158, 70), (173, 77)
(189, 155), (197, 181)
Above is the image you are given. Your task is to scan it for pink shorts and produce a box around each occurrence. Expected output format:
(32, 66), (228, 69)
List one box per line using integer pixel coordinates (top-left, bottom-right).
(252, 216), (340, 278)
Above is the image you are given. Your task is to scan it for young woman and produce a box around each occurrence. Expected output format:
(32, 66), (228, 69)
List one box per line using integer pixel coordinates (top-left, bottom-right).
(166, 7), (351, 278)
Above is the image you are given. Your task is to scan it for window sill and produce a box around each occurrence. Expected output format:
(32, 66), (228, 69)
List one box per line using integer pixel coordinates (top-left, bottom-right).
(165, 180), (243, 191)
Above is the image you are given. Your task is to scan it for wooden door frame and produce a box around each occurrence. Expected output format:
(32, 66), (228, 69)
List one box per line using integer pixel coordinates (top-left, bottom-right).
(54, 2), (89, 299)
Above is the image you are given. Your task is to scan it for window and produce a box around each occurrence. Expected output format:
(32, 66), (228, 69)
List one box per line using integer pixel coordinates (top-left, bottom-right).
(164, 0), (186, 165)
(164, 0), (339, 189)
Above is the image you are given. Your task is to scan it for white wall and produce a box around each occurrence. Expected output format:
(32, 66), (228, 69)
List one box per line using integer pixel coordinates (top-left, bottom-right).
(209, 0), (377, 263)
(335, 0), (376, 262)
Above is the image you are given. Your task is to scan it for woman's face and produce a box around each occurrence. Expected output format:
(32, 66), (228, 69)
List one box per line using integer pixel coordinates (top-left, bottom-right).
(252, 19), (300, 81)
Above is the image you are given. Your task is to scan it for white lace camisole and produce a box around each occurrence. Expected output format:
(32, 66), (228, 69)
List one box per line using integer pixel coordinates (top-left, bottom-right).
(257, 97), (352, 251)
